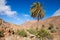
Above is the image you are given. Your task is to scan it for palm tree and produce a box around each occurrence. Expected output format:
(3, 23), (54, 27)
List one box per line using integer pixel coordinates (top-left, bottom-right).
(30, 2), (44, 29)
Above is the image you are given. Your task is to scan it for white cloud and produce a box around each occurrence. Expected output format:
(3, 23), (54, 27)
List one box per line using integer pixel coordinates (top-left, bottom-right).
(14, 17), (21, 21)
(0, 0), (17, 17)
(24, 14), (29, 17)
(0, 0), (21, 21)
(52, 9), (60, 16)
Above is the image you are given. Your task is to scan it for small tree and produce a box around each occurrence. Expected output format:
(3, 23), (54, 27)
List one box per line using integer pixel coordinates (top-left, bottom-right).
(30, 2), (45, 29)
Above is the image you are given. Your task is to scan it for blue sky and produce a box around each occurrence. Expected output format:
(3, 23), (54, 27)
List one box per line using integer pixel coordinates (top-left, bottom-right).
(0, 0), (60, 25)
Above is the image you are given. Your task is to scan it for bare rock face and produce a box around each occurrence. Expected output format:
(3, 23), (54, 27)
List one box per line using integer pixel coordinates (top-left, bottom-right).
(0, 18), (23, 40)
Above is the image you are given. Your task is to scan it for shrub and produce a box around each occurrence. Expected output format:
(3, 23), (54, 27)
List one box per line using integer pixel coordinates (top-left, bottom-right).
(48, 24), (53, 30)
(27, 28), (38, 35)
(50, 29), (56, 33)
(37, 29), (50, 37)
(42, 25), (45, 28)
(15, 29), (27, 37)
(0, 30), (4, 37)
(0, 19), (3, 25)
(36, 28), (53, 40)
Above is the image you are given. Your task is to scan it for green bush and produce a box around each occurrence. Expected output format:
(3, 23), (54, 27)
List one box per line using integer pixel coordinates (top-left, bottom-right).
(0, 30), (4, 37)
(15, 29), (27, 37)
(51, 29), (56, 33)
(37, 29), (49, 37)
(48, 24), (53, 30)
(36, 28), (53, 40)
(27, 28), (38, 35)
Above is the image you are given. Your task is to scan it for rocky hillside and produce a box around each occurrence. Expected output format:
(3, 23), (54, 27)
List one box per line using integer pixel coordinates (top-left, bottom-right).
(0, 19), (23, 30)
(0, 16), (60, 40)
(20, 16), (60, 40)
(0, 19), (23, 37)
(0, 16), (60, 30)
(21, 16), (60, 29)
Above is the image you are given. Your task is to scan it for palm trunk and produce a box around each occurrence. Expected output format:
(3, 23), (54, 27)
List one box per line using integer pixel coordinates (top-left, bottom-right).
(36, 17), (39, 30)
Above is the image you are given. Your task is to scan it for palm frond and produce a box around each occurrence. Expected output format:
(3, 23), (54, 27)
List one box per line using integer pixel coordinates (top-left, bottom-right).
(30, 2), (45, 19)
